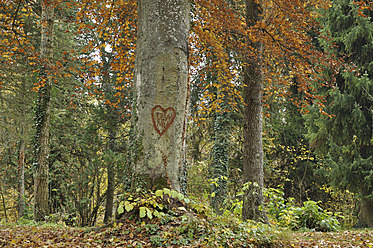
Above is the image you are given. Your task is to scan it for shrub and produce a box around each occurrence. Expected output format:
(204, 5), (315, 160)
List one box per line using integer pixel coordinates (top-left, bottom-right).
(264, 187), (342, 231)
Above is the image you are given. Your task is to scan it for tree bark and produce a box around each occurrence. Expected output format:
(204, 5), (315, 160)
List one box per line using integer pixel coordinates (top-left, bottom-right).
(0, 184), (8, 223)
(360, 187), (373, 227)
(18, 137), (25, 219)
(104, 129), (116, 223)
(242, 0), (267, 222)
(133, 0), (190, 191)
(360, 198), (373, 227)
(99, 42), (117, 224)
(211, 89), (230, 214)
(33, 0), (54, 221)
(18, 79), (26, 220)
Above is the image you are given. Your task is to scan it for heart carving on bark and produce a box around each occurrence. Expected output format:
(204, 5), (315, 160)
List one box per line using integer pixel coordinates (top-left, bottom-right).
(151, 105), (176, 136)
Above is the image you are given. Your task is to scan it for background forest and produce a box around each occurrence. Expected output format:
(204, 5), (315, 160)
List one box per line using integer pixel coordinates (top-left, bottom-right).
(0, 0), (373, 245)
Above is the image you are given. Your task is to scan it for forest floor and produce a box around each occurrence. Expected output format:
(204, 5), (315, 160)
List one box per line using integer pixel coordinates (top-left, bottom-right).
(0, 222), (372, 247)
(290, 230), (373, 247)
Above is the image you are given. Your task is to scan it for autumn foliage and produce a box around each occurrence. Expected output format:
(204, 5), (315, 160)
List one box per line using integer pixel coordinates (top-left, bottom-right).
(190, 0), (342, 118)
(74, 0), (136, 111)
(1, 0), (343, 116)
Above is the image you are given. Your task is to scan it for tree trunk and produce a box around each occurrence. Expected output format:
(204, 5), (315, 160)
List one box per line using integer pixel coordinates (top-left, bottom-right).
(360, 197), (373, 227)
(33, 0), (54, 221)
(360, 187), (373, 227)
(0, 183), (8, 223)
(104, 129), (116, 223)
(133, 0), (190, 191)
(18, 79), (26, 220)
(211, 90), (230, 214)
(242, 0), (267, 222)
(99, 42), (117, 224)
(104, 154), (115, 223)
(18, 137), (25, 219)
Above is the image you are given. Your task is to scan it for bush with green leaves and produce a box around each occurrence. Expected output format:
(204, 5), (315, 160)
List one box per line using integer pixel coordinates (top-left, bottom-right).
(264, 187), (342, 231)
(296, 200), (342, 232)
(117, 188), (190, 220)
(114, 188), (285, 247)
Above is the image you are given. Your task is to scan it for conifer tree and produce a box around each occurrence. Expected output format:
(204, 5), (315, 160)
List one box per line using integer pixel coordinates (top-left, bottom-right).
(307, 0), (373, 226)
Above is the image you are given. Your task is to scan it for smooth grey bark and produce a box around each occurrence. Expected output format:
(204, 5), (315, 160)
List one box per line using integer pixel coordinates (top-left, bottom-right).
(133, 0), (190, 191)
(33, 0), (54, 221)
(242, 0), (267, 222)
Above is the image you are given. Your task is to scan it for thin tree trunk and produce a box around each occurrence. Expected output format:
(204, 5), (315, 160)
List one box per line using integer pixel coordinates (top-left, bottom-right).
(104, 165), (114, 223)
(18, 79), (26, 220)
(242, 0), (267, 222)
(211, 89), (230, 214)
(104, 129), (116, 223)
(133, 0), (190, 191)
(100, 43), (117, 223)
(33, 0), (54, 221)
(0, 183), (7, 223)
(18, 137), (25, 219)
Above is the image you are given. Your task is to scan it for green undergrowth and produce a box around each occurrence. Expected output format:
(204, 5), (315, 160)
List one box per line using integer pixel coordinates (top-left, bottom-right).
(110, 188), (287, 247)
(2, 187), (348, 247)
(2, 187), (347, 247)
(264, 187), (343, 232)
(1, 223), (372, 247)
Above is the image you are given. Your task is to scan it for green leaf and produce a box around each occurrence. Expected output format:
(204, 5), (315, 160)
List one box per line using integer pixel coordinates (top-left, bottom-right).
(155, 189), (163, 197)
(118, 205), (124, 214)
(171, 190), (179, 199)
(211, 192), (216, 198)
(153, 210), (160, 218)
(176, 193), (184, 201)
(125, 202), (134, 212)
(146, 208), (153, 219)
(139, 207), (146, 218)
(163, 188), (171, 196)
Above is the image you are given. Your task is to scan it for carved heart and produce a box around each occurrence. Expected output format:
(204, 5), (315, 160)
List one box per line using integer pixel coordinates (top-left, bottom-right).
(151, 105), (176, 136)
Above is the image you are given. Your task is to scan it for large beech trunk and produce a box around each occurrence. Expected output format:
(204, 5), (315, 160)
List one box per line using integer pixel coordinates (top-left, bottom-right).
(241, 0), (267, 222)
(33, 0), (54, 221)
(133, 0), (190, 191)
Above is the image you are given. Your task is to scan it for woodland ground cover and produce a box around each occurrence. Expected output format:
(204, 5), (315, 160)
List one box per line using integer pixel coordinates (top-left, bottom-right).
(0, 221), (372, 247)
(1, 189), (372, 247)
